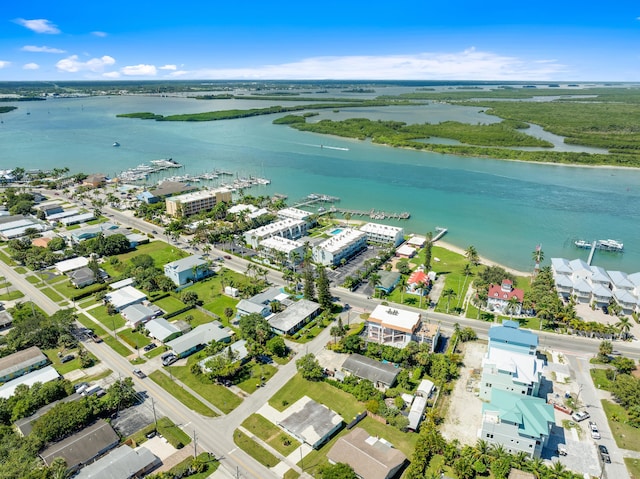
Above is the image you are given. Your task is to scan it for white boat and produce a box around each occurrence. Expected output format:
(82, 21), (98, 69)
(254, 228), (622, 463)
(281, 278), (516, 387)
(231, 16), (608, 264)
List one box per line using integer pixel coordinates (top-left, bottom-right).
(113, 142), (120, 147)
(574, 240), (592, 249)
(597, 239), (623, 251)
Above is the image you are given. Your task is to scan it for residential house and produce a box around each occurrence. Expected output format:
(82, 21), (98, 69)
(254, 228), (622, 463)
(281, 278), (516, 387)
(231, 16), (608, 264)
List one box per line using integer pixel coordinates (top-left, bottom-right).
(163, 255), (211, 287)
(278, 396), (343, 449)
(407, 396), (428, 431)
(360, 222), (405, 247)
(268, 299), (320, 336)
(488, 321), (538, 356)
(0, 366), (60, 399)
(166, 321), (233, 358)
(39, 420), (119, 472)
(68, 266), (98, 288)
(486, 280), (525, 315)
(145, 318), (182, 342)
(406, 270), (430, 296)
(236, 299), (271, 318)
(327, 428), (407, 479)
(608, 270), (637, 314)
(375, 270), (401, 295)
(74, 445), (160, 479)
(395, 243), (416, 258)
(479, 347), (544, 401)
(82, 174), (108, 188)
(198, 339), (249, 372)
(0, 346), (48, 383)
(480, 389), (554, 458)
(406, 235), (426, 248)
(104, 286), (146, 312)
(55, 256), (89, 274)
(121, 303), (159, 328)
(59, 212), (96, 227)
(365, 304), (440, 351)
(15, 393), (83, 437)
(341, 354), (400, 391)
(312, 228), (367, 266)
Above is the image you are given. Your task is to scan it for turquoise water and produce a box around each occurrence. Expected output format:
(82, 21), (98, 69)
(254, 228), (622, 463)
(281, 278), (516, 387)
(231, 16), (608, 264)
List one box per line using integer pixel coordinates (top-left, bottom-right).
(330, 229), (344, 235)
(1, 93), (639, 273)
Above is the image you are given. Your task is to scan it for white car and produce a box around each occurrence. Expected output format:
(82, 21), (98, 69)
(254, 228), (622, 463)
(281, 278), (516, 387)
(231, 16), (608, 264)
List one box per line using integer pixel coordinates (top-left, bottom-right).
(589, 421), (601, 440)
(571, 411), (590, 422)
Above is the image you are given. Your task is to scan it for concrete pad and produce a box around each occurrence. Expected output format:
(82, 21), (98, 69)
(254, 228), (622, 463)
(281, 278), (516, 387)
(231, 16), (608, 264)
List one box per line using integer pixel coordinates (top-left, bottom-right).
(271, 461), (290, 476)
(141, 435), (178, 461)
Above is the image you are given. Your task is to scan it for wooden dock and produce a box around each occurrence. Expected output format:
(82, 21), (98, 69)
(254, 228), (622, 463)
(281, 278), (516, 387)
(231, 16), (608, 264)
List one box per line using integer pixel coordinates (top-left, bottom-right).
(587, 240), (597, 265)
(329, 207), (410, 220)
(433, 227), (448, 242)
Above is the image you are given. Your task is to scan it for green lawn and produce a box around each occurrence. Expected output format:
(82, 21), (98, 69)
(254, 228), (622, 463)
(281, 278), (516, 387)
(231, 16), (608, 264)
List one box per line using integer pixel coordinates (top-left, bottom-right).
(145, 344), (169, 359)
(358, 416), (418, 457)
(76, 313), (109, 337)
(169, 308), (214, 328)
(269, 373), (365, 422)
(149, 371), (218, 417)
(164, 453), (219, 479)
(168, 362), (242, 414)
(591, 369), (614, 391)
(625, 458), (640, 479)
(295, 425), (348, 476)
(44, 347), (91, 375)
(0, 290), (24, 300)
(118, 328), (152, 349)
(90, 305), (126, 330)
(602, 399), (640, 451)
(129, 416), (192, 448)
(41, 287), (65, 303)
(14, 266), (27, 274)
(103, 242), (189, 278)
(0, 249), (16, 265)
(236, 363), (278, 394)
(154, 295), (187, 313)
(241, 414), (300, 456)
(26, 276), (42, 284)
(233, 429), (279, 468)
(203, 295), (239, 326)
(103, 335), (133, 357)
(284, 470), (301, 479)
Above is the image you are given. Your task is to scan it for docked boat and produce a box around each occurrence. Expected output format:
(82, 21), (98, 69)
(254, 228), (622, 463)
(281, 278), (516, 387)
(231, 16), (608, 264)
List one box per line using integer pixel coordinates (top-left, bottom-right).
(113, 141), (120, 147)
(597, 239), (623, 251)
(574, 240), (592, 249)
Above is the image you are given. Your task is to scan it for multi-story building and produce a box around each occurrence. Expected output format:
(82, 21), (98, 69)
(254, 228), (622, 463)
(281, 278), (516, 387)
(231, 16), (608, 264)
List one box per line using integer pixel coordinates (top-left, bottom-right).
(244, 218), (308, 249)
(165, 188), (232, 217)
(479, 346), (544, 401)
(312, 228), (367, 266)
(277, 207), (316, 227)
(486, 279), (524, 315)
(365, 304), (440, 351)
(258, 236), (305, 266)
(360, 222), (405, 247)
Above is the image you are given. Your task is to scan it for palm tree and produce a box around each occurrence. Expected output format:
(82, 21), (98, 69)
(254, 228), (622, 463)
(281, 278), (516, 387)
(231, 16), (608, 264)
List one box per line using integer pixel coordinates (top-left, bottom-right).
(616, 316), (632, 340)
(465, 245), (480, 266)
(290, 250), (301, 271)
(506, 295), (521, 319)
(458, 262), (473, 309)
(400, 276), (407, 304)
(442, 288), (456, 314)
(369, 273), (381, 298)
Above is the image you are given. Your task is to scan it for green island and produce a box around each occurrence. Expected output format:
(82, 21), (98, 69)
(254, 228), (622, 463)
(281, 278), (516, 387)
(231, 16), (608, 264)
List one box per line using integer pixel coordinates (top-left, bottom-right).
(116, 99), (411, 122)
(0, 106), (17, 114)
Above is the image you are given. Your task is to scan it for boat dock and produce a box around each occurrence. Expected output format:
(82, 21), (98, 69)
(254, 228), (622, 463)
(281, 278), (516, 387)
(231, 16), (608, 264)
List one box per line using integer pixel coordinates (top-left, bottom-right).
(574, 238), (623, 265)
(433, 226), (448, 242)
(587, 241), (597, 265)
(293, 193), (341, 208)
(328, 207), (410, 220)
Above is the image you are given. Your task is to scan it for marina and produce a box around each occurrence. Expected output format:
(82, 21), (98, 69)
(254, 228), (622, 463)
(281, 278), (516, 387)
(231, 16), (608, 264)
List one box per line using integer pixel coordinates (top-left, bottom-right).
(329, 207), (411, 220)
(574, 239), (624, 252)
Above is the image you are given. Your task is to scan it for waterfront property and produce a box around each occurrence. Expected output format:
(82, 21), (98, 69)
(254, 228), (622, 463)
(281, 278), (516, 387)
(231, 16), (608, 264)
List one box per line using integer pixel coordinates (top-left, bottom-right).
(277, 207), (316, 226)
(395, 243), (417, 258)
(312, 228), (367, 266)
(268, 299), (320, 335)
(365, 304), (440, 351)
(277, 396), (343, 449)
(479, 346), (544, 401)
(0, 346), (48, 383)
(326, 427), (407, 479)
(488, 320), (538, 356)
(360, 222), (405, 247)
(243, 218), (308, 249)
(165, 187), (232, 217)
(163, 254), (212, 286)
(486, 279), (524, 315)
(341, 354), (400, 391)
(375, 270), (401, 296)
(406, 270), (431, 296)
(82, 174), (108, 188)
(258, 235), (305, 266)
(480, 389), (554, 458)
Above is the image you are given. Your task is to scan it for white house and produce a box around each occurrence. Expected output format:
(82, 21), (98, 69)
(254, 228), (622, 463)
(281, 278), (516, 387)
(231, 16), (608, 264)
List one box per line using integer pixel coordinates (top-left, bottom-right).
(360, 222), (405, 247)
(258, 236), (305, 265)
(104, 286), (146, 312)
(312, 228), (367, 266)
(486, 279), (524, 315)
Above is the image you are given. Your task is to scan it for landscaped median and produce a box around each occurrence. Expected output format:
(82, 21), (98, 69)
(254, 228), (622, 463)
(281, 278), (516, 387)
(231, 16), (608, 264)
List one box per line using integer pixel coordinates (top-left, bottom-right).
(148, 370), (218, 417)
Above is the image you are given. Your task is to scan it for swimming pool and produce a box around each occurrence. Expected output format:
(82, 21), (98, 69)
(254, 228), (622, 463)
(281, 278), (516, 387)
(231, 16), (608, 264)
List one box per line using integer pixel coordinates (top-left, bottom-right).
(330, 228), (343, 235)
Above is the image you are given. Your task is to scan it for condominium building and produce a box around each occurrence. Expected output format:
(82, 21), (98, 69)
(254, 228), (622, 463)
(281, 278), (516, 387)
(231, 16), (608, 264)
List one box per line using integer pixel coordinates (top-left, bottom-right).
(312, 228), (367, 266)
(259, 236), (305, 265)
(244, 218), (308, 249)
(360, 222), (405, 247)
(165, 188), (232, 217)
(277, 207), (316, 226)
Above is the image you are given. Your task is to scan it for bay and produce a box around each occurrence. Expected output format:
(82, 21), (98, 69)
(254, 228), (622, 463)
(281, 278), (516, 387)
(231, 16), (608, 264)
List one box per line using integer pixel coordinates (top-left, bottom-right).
(1, 93), (638, 274)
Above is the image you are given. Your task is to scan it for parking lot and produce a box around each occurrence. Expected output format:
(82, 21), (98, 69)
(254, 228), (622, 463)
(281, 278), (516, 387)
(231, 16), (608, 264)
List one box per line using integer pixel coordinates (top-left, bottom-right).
(326, 245), (385, 288)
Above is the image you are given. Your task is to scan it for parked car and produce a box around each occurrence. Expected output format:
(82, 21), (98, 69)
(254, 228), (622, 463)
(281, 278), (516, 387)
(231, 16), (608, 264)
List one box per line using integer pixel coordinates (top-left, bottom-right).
(602, 305), (609, 314)
(74, 382), (89, 393)
(143, 343), (157, 352)
(223, 255), (231, 260)
(557, 444), (568, 456)
(598, 444), (611, 463)
(61, 354), (75, 364)
(133, 368), (146, 379)
(589, 421), (601, 439)
(162, 354), (177, 366)
(571, 410), (590, 422)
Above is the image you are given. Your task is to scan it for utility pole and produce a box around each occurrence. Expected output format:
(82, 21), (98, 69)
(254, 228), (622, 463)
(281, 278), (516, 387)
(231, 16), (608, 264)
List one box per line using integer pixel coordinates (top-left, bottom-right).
(193, 429), (197, 458)
(151, 397), (157, 432)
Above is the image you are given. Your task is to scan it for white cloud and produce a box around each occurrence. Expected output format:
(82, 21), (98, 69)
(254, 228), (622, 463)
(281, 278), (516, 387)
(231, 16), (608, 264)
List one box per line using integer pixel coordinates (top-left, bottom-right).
(103, 71), (121, 78)
(23, 63), (39, 70)
(56, 55), (116, 73)
(21, 45), (66, 54)
(92, 31), (108, 37)
(179, 48), (567, 81)
(0, 61), (11, 69)
(159, 64), (177, 70)
(121, 64), (157, 76)
(14, 18), (60, 34)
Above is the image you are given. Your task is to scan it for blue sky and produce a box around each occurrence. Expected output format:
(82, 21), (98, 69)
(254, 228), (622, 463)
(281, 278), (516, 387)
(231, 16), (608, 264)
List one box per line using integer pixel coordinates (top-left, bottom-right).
(1, 1), (638, 81)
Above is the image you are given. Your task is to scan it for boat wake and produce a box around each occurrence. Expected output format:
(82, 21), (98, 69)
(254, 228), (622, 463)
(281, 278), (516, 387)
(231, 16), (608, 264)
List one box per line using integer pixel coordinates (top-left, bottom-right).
(302, 143), (349, 151)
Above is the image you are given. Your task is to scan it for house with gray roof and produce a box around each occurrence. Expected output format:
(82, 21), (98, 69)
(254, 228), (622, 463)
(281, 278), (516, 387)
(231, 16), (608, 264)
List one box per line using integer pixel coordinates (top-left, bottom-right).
(407, 396), (427, 431)
(74, 445), (160, 479)
(0, 309), (13, 331)
(68, 266), (97, 288)
(0, 346), (48, 383)
(480, 389), (554, 458)
(164, 255), (212, 286)
(39, 419), (119, 471)
(236, 299), (271, 318)
(166, 321), (232, 358)
(278, 396), (343, 449)
(0, 365), (60, 399)
(15, 393), (82, 437)
(269, 299), (320, 336)
(121, 303), (158, 328)
(341, 354), (400, 391)
(145, 317), (181, 342)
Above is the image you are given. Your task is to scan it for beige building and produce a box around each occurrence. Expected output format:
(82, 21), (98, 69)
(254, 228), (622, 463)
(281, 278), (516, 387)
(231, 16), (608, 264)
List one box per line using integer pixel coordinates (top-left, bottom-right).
(165, 188), (232, 217)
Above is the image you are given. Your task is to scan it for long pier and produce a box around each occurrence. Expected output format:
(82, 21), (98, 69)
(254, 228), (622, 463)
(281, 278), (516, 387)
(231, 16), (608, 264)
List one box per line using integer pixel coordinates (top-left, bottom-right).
(292, 193), (341, 208)
(433, 227), (448, 242)
(587, 241), (597, 265)
(329, 207), (410, 220)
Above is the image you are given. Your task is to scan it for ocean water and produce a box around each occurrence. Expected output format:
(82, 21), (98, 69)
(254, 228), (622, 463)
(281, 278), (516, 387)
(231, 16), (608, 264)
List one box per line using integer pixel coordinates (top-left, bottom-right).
(1, 93), (639, 273)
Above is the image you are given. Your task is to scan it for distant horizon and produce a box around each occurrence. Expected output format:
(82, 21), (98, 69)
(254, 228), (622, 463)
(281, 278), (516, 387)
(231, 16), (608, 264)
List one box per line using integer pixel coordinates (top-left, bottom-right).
(2, 1), (638, 82)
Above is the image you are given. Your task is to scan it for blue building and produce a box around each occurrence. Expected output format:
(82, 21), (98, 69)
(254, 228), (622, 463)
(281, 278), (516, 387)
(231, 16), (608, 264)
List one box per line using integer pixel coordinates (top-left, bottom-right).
(488, 320), (538, 356)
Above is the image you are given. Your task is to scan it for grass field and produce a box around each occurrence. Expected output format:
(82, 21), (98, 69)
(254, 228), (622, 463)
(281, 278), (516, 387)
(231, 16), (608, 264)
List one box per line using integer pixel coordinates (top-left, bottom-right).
(602, 399), (640, 451)
(129, 416), (192, 448)
(591, 369), (614, 391)
(90, 305), (126, 330)
(154, 295), (187, 313)
(41, 287), (64, 303)
(51, 278), (105, 300)
(241, 414), (300, 456)
(236, 363), (277, 394)
(0, 290), (24, 300)
(76, 313), (109, 337)
(149, 370), (218, 417)
(169, 308), (214, 328)
(164, 453), (219, 479)
(269, 373), (365, 422)
(626, 458), (640, 479)
(233, 429), (279, 467)
(168, 363), (242, 414)
(103, 335), (133, 357)
(26, 276), (42, 285)
(44, 347), (87, 375)
(102, 241), (188, 278)
(0, 249), (16, 265)
(118, 328), (152, 349)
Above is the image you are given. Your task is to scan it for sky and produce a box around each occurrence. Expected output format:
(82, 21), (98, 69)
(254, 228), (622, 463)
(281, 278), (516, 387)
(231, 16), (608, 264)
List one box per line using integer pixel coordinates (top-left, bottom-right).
(1, 1), (638, 82)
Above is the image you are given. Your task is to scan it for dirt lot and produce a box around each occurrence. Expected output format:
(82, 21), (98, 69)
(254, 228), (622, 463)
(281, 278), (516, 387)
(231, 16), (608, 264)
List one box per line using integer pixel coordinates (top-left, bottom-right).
(440, 340), (487, 446)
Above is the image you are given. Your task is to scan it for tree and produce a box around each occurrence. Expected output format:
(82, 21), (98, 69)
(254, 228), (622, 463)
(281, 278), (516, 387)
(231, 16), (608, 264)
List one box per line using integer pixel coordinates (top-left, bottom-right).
(266, 336), (287, 357)
(598, 340), (613, 362)
(320, 462), (357, 479)
(396, 259), (411, 275)
(616, 316), (632, 340)
(303, 265), (315, 301)
(224, 307), (234, 322)
(506, 295), (520, 319)
(369, 272), (381, 298)
(296, 353), (324, 381)
(316, 266), (332, 309)
(423, 231), (433, 272)
(180, 291), (200, 306)
(442, 288), (457, 314)
(465, 245), (480, 266)
(238, 313), (272, 346)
